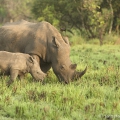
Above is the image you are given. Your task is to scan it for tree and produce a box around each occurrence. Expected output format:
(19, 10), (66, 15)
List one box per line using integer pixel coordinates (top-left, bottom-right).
(0, 0), (33, 23)
(1, 0), (119, 45)
(0, 0), (6, 23)
(100, 0), (120, 34)
(32, 0), (107, 42)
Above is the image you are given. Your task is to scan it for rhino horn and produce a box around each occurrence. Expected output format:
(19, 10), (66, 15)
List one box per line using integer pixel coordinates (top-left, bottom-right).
(73, 66), (87, 80)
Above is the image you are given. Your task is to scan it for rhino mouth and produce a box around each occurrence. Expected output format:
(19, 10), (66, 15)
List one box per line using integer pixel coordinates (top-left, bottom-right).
(57, 75), (69, 84)
(57, 75), (63, 82)
(32, 75), (45, 82)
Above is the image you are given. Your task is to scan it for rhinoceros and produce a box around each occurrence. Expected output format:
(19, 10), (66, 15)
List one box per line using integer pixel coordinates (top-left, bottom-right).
(0, 51), (46, 86)
(0, 20), (87, 83)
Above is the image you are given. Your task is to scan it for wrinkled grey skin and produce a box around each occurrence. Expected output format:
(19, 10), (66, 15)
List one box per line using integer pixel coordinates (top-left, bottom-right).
(0, 20), (86, 83)
(0, 51), (46, 86)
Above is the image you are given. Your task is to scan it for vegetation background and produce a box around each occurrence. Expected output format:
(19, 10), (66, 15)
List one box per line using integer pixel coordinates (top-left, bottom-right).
(0, 0), (120, 120)
(0, 0), (120, 45)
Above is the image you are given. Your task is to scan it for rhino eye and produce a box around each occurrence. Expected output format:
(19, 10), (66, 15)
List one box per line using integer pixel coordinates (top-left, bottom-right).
(60, 65), (65, 70)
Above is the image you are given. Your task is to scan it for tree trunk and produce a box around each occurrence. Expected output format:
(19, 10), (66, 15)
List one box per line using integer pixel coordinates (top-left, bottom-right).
(107, 0), (113, 34)
(99, 32), (103, 46)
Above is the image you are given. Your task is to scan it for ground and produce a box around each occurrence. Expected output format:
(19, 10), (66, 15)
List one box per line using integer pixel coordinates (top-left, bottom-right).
(0, 44), (120, 120)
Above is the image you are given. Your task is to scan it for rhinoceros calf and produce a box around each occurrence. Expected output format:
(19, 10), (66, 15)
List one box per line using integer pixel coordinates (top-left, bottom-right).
(0, 51), (46, 86)
(0, 20), (86, 83)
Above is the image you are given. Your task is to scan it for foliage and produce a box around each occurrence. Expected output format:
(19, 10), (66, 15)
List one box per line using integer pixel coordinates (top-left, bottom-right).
(32, 0), (59, 27)
(31, 0), (120, 41)
(0, 45), (120, 119)
(101, 0), (120, 31)
(0, 0), (33, 23)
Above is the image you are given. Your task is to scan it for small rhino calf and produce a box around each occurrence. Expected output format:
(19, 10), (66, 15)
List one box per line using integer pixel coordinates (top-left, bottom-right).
(0, 51), (46, 86)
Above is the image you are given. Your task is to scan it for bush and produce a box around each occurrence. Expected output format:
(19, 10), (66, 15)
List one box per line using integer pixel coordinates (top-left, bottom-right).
(87, 38), (100, 45)
(103, 33), (119, 45)
(70, 35), (85, 46)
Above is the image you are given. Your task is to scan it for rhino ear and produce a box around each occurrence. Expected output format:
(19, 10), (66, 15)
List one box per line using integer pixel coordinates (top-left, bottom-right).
(28, 56), (34, 64)
(63, 36), (69, 45)
(70, 64), (77, 70)
(52, 36), (61, 48)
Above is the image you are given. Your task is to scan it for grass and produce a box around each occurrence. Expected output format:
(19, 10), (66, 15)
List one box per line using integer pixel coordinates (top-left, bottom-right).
(0, 44), (120, 120)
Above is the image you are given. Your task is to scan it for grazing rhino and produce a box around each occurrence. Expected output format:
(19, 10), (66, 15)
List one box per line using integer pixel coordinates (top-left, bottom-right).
(0, 51), (46, 86)
(0, 20), (87, 83)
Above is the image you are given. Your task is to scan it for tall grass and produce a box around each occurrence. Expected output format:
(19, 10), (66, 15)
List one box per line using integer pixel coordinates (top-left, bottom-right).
(0, 44), (120, 120)
(69, 32), (120, 45)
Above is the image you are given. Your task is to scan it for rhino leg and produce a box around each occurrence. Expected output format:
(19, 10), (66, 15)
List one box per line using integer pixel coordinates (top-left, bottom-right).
(7, 69), (19, 87)
(18, 74), (25, 80)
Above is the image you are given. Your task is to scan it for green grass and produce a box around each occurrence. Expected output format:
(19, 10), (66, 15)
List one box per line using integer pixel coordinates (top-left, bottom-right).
(1, 44), (120, 120)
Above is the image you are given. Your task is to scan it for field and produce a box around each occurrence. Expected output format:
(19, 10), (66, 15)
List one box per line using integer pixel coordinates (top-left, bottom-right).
(0, 44), (120, 120)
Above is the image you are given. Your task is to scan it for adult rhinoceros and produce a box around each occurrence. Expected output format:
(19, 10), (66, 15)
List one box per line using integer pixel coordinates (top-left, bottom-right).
(0, 20), (86, 83)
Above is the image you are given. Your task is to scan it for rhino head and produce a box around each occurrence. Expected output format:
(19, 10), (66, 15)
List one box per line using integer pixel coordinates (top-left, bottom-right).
(50, 36), (86, 83)
(27, 56), (46, 81)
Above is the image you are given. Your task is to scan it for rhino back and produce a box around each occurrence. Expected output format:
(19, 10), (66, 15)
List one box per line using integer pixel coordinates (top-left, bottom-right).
(0, 20), (66, 61)
(0, 51), (28, 71)
(0, 20), (37, 52)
